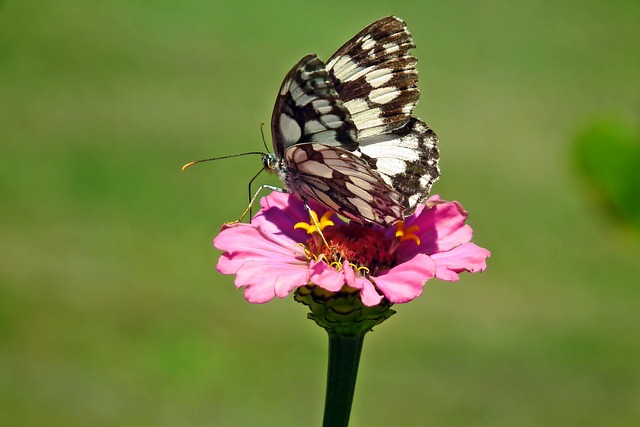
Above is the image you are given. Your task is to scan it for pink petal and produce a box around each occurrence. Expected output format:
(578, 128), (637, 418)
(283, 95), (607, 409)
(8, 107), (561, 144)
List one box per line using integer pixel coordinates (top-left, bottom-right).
(214, 223), (306, 273)
(213, 197), (317, 303)
(309, 259), (345, 292)
(372, 254), (436, 303)
(398, 197), (474, 260)
(252, 192), (346, 239)
(357, 278), (384, 306)
(235, 259), (311, 303)
(430, 242), (491, 281)
(250, 193), (311, 243)
(343, 263), (383, 306)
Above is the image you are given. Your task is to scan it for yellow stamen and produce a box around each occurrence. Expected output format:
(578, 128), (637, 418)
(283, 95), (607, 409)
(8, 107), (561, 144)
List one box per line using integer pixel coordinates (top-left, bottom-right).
(350, 263), (370, 275)
(294, 210), (335, 235)
(395, 221), (421, 245)
(296, 243), (317, 261)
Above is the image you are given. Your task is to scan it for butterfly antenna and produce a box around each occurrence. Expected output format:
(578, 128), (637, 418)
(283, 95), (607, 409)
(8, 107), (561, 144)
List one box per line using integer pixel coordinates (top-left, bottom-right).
(259, 122), (270, 153)
(181, 152), (264, 171)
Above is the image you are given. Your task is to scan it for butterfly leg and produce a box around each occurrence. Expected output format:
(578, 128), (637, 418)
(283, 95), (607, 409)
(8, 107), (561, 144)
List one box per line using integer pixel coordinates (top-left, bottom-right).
(226, 184), (287, 225)
(227, 185), (330, 249)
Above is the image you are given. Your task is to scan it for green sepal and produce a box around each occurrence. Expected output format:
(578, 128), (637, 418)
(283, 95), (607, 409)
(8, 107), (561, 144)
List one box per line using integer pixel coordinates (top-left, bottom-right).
(294, 285), (396, 335)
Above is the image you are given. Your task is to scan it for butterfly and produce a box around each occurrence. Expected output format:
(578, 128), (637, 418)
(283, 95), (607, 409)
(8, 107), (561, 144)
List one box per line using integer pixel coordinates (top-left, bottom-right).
(264, 16), (440, 226)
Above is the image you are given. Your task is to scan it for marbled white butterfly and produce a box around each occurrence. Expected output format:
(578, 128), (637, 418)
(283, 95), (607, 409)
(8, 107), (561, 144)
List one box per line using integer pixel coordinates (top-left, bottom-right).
(183, 16), (439, 226)
(265, 16), (439, 226)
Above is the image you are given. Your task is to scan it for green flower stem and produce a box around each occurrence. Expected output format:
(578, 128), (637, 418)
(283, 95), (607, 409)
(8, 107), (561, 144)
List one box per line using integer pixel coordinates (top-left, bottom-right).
(294, 286), (395, 426)
(322, 330), (367, 427)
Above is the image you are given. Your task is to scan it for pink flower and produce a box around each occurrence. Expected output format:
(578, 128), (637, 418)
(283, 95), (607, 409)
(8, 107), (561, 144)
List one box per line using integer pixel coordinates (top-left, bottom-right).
(214, 193), (490, 307)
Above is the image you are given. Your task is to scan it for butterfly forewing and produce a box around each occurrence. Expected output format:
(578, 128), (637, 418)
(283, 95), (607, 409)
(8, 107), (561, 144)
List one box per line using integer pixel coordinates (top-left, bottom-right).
(326, 16), (419, 139)
(271, 54), (358, 158)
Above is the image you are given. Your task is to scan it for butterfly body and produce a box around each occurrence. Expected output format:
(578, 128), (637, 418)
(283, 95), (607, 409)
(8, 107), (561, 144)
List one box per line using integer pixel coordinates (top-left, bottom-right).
(266, 16), (440, 226)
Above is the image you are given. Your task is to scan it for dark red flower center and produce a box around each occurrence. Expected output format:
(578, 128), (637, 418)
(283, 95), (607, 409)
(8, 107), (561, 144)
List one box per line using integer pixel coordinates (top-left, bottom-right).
(306, 224), (397, 275)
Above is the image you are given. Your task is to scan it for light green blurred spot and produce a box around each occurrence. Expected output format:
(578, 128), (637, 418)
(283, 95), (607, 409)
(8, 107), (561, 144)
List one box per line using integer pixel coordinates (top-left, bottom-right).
(573, 117), (640, 229)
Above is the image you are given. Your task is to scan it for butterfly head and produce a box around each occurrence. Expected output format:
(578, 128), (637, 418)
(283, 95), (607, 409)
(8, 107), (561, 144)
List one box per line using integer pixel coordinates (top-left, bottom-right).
(262, 152), (281, 175)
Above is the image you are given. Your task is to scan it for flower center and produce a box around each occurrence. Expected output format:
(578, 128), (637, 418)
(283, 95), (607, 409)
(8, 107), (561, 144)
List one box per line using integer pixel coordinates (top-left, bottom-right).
(294, 210), (422, 276)
(295, 210), (424, 277)
(316, 225), (397, 274)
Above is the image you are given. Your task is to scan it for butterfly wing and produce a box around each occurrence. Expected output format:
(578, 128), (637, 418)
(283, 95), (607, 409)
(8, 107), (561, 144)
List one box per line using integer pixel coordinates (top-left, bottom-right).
(356, 118), (440, 213)
(270, 54), (358, 159)
(326, 16), (419, 138)
(326, 16), (441, 213)
(284, 143), (405, 225)
(270, 54), (405, 225)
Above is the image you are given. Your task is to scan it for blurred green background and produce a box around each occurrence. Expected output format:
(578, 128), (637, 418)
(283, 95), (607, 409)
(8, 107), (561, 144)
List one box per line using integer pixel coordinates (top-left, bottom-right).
(1, 0), (639, 426)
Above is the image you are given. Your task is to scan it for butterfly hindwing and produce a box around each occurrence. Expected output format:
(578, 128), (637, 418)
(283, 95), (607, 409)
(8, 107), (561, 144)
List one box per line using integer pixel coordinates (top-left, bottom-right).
(357, 118), (439, 213)
(283, 143), (405, 225)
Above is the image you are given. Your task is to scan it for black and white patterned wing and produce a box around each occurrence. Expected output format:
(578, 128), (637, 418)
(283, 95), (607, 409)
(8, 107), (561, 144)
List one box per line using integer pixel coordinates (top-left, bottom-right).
(284, 143), (405, 225)
(270, 54), (357, 158)
(326, 16), (418, 138)
(269, 54), (406, 225)
(326, 16), (441, 214)
(356, 118), (440, 213)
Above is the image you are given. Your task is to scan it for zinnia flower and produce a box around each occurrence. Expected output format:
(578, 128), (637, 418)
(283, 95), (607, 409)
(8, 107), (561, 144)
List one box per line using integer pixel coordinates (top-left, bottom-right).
(214, 192), (489, 307)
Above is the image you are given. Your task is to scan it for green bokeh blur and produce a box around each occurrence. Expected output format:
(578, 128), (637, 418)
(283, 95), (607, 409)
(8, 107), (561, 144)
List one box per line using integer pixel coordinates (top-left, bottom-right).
(1, 1), (639, 426)
(573, 119), (640, 228)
